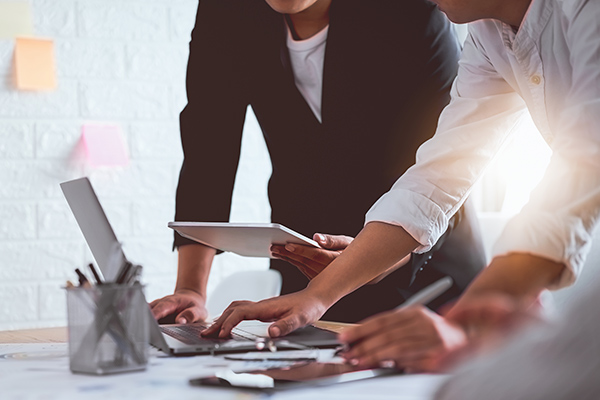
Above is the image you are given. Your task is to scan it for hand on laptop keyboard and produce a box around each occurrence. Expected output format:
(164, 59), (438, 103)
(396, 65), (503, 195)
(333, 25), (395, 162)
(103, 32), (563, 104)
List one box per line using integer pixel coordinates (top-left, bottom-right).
(150, 289), (209, 324)
(201, 289), (328, 339)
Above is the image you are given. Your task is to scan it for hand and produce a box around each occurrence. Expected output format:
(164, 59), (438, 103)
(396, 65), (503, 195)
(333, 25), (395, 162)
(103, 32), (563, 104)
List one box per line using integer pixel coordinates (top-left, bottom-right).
(201, 289), (329, 339)
(149, 289), (208, 324)
(442, 293), (545, 358)
(337, 306), (467, 372)
(270, 233), (353, 280)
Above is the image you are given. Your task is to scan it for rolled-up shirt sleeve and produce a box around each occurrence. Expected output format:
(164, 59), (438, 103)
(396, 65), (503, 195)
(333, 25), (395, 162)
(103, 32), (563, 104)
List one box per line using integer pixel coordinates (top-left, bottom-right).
(366, 30), (527, 253)
(493, 0), (600, 288)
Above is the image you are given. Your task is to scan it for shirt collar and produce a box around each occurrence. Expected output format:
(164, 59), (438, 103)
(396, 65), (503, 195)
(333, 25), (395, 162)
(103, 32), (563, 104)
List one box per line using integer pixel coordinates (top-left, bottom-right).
(501, 0), (553, 49)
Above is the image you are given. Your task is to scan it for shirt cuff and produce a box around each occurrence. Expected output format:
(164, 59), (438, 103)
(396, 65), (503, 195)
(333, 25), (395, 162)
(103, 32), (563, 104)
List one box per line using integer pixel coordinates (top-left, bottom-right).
(365, 188), (449, 253)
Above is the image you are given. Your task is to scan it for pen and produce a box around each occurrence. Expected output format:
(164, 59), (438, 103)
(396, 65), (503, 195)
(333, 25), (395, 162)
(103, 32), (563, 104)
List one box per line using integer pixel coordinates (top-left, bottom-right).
(398, 276), (453, 309)
(88, 263), (104, 285)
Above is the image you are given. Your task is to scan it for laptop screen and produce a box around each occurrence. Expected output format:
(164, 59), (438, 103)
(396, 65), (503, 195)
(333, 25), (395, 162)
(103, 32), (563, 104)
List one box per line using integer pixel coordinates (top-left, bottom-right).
(60, 177), (127, 282)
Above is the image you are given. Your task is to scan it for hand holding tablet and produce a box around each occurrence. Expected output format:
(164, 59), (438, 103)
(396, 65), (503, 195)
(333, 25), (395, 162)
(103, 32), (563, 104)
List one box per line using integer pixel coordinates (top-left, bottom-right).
(168, 222), (320, 258)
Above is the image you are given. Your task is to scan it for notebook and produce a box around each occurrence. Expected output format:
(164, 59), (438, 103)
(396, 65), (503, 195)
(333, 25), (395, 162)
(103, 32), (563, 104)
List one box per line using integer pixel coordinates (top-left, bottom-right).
(60, 177), (340, 356)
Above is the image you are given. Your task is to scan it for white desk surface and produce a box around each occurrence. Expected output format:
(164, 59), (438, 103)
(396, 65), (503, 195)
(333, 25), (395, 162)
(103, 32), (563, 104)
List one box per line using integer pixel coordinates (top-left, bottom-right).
(0, 327), (447, 400)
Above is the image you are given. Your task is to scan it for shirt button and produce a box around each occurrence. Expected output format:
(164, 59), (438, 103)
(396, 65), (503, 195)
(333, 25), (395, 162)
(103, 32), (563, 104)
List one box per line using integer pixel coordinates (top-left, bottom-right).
(530, 75), (541, 85)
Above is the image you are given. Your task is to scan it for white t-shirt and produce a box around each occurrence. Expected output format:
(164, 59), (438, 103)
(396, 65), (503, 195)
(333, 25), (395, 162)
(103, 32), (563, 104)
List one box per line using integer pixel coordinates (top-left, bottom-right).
(286, 24), (329, 123)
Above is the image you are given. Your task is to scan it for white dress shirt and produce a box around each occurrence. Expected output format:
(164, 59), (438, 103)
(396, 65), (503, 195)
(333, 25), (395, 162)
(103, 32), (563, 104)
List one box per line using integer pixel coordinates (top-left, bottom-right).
(366, 0), (600, 288)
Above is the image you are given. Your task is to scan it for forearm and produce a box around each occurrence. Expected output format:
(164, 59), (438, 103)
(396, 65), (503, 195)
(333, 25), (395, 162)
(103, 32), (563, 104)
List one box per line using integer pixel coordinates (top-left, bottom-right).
(367, 254), (411, 284)
(175, 244), (216, 299)
(307, 221), (419, 307)
(455, 253), (565, 306)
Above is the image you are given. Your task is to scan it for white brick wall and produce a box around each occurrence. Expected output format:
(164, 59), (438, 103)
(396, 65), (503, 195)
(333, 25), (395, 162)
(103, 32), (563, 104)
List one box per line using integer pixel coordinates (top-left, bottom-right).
(0, 0), (271, 331)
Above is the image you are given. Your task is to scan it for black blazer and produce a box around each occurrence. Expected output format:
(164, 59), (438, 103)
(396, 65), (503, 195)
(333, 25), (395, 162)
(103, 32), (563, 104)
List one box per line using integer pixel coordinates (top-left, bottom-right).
(175, 0), (486, 322)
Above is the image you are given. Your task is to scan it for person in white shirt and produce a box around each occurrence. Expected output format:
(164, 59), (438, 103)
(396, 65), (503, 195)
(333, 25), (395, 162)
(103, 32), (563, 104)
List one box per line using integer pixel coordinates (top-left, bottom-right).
(204, 0), (600, 372)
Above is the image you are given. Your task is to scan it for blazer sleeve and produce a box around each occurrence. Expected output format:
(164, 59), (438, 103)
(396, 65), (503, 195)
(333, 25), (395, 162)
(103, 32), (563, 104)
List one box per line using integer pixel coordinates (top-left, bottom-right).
(174, 0), (251, 247)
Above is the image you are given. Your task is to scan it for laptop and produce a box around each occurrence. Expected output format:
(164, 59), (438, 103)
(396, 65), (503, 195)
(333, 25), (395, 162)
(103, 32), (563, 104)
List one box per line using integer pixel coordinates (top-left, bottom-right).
(60, 177), (340, 356)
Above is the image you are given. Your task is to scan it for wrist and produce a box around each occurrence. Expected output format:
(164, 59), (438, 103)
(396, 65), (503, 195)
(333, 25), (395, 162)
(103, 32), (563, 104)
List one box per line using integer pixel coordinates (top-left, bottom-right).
(174, 287), (207, 301)
(305, 278), (342, 310)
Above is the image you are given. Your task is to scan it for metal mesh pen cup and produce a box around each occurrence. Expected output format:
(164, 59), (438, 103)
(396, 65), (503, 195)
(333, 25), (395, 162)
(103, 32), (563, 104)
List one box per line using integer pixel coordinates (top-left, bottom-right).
(65, 284), (149, 375)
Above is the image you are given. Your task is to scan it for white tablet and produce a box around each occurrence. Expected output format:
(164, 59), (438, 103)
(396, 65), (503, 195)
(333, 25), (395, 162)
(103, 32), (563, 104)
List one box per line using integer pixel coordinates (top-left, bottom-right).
(168, 222), (320, 258)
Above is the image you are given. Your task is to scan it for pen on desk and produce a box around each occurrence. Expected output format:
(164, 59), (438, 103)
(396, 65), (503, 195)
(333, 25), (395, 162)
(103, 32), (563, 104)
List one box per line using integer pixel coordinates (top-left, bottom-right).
(334, 276), (454, 356)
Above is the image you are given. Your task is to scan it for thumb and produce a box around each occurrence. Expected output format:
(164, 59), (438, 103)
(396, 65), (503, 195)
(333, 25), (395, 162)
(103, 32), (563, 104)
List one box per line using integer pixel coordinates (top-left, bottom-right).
(176, 307), (205, 324)
(313, 233), (353, 250)
(268, 316), (301, 338)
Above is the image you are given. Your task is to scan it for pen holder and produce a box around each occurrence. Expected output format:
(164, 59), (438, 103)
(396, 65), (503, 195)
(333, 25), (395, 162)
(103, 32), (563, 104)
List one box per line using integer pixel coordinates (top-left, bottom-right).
(65, 283), (149, 375)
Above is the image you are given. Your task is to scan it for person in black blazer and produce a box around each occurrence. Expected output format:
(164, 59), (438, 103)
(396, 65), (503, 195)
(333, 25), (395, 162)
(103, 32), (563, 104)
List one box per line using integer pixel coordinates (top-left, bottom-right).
(150, 0), (487, 324)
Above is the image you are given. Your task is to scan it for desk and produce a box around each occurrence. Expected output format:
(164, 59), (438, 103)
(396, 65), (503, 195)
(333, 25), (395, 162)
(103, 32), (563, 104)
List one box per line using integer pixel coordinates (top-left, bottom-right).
(0, 322), (352, 344)
(0, 327), (67, 343)
(0, 327), (447, 400)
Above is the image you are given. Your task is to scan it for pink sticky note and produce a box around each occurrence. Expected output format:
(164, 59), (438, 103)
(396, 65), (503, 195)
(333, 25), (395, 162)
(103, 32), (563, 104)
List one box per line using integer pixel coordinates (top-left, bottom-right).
(82, 124), (129, 167)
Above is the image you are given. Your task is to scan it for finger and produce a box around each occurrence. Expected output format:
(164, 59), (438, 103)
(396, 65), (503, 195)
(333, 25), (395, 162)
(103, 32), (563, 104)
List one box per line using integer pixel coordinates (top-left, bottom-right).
(276, 250), (322, 274)
(313, 233), (353, 250)
(344, 322), (426, 361)
(176, 307), (205, 325)
(339, 307), (420, 344)
(276, 254), (318, 280)
(284, 243), (339, 267)
(351, 338), (431, 369)
(202, 303), (244, 336)
(270, 244), (286, 258)
(276, 249), (326, 276)
(150, 299), (177, 320)
(218, 302), (282, 338)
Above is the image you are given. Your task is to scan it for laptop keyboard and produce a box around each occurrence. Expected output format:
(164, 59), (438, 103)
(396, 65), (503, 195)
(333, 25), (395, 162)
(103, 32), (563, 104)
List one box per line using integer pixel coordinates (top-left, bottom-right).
(160, 324), (258, 345)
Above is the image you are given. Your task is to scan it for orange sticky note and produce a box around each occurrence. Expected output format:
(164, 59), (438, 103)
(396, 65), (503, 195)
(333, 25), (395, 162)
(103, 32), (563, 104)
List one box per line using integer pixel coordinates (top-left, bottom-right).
(14, 37), (57, 91)
(82, 124), (130, 167)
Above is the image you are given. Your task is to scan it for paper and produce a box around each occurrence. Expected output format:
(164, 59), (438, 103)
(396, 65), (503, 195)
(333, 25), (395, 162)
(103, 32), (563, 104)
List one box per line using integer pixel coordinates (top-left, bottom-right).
(14, 37), (57, 91)
(0, 2), (34, 39)
(82, 124), (130, 167)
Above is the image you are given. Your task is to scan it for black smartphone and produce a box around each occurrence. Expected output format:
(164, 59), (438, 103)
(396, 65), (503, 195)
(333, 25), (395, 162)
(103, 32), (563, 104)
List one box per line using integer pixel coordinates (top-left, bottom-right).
(189, 362), (400, 392)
